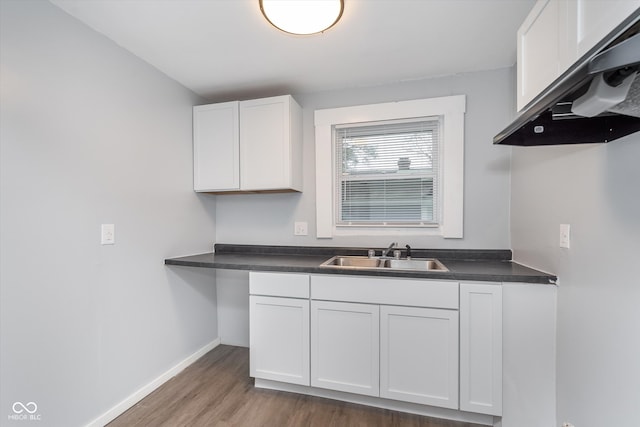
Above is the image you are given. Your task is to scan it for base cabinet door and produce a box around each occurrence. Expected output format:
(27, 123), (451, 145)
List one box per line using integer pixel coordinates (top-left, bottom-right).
(380, 305), (459, 409)
(250, 295), (310, 385)
(311, 300), (379, 396)
(459, 283), (502, 415)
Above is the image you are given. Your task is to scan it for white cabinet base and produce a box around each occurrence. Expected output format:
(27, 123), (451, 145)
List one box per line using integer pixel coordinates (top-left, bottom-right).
(254, 379), (495, 426)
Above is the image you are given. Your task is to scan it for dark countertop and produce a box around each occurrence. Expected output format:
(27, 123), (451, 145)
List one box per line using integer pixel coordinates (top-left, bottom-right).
(165, 244), (557, 284)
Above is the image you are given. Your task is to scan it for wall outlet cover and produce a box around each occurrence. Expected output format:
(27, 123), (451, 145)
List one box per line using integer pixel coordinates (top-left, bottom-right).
(294, 221), (308, 236)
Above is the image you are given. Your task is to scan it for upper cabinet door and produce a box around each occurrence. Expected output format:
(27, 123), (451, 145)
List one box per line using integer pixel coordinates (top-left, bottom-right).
(572, 0), (640, 59)
(193, 101), (240, 192)
(516, 0), (639, 112)
(517, 0), (561, 111)
(240, 95), (303, 192)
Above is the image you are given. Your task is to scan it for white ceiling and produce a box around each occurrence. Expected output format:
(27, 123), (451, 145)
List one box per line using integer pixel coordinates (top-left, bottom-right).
(49, 0), (535, 101)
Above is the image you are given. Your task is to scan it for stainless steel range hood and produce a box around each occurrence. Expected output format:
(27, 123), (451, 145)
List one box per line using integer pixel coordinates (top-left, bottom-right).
(495, 10), (640, 146)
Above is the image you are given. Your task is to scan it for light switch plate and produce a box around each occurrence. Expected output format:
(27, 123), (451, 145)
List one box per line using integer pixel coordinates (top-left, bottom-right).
(559, 224), (570, 249)
(101, 224), (115, 245)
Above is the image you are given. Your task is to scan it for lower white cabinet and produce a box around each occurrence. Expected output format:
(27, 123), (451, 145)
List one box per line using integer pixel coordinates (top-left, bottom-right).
(459, 283), (502, 415)
(250, 296), (309, 385)
(380, 305), (459, 409)
(249, 272), (503, 418)
(249, 272), (310, 386)
(309, 275), (461, 411)
(310, 300), (380, 396)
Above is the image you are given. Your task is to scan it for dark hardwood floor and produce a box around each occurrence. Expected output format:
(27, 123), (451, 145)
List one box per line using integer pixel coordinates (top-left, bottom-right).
(107, 345), (485, 427)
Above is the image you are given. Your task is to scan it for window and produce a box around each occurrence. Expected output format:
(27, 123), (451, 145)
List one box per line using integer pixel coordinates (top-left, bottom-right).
(335, 118), (440, 226)
(315, 95), (465, 238)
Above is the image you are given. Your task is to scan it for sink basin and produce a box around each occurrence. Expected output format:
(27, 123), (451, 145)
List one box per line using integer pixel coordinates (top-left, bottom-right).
(320, 256), (448, 272)
(321, 256), (385, 268)
(387, 258), (448, 271)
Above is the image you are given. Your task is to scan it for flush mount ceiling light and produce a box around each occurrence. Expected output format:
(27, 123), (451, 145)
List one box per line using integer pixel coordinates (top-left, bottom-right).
(260, 0), (344, 35)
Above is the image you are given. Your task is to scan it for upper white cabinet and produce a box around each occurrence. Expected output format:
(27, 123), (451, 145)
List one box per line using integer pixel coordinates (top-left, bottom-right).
(193, 101), (240, 191)
(569, 0), (640, 59)
(517, 0), (563, 111)
(193, 95), (303, 193)
(239, 96), (303, 192)
(516, 0), (639, 111)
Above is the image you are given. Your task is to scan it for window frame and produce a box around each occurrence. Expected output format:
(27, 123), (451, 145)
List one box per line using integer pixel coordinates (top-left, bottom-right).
(314, 95), (466, 239)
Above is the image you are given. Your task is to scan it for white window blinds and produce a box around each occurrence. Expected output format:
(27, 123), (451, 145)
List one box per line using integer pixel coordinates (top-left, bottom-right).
(335, 117), (441, 226)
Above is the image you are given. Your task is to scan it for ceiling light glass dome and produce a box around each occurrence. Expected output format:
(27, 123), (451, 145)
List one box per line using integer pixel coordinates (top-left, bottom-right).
(260, 0), (344, 35)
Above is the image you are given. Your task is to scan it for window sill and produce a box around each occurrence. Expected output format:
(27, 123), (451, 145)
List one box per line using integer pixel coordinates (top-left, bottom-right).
(332, 226), (443, 238)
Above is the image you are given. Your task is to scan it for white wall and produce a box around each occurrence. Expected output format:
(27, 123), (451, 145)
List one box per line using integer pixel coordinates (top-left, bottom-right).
(0, 1), (218, 426)
(213, 69), (516, 347)
(214, 68), (514, 250)
(511, 134), (640, 426)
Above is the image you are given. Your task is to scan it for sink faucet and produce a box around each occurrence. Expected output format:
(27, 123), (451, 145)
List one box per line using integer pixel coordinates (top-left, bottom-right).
(381, 242), (398, 258)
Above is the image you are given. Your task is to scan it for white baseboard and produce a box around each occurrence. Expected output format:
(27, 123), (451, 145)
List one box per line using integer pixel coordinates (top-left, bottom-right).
(86, 338), (221, 427)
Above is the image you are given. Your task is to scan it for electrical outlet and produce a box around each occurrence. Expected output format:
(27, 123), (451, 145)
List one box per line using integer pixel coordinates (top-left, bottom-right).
(294, 221), (308, 236)
(559, 224), (571, 248)
(101, 224), (115, 245)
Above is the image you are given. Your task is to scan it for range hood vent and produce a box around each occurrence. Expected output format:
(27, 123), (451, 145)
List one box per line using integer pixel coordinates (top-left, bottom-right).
(495, 10), (640, 146)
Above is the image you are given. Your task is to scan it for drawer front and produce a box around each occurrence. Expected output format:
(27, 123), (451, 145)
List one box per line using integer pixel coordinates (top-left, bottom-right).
(311, 275), (458, 309)
(250, 272), (310, 298)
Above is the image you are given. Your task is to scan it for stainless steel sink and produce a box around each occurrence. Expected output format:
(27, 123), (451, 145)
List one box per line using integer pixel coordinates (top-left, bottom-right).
(386, 258), (448, 271)
(320, 256), (448, 272)
(320, 256), (385, 269)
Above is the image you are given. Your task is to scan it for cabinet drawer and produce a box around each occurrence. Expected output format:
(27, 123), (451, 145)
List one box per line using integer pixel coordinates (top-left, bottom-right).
(311, 275), (458, 309)
(250, 272), (309, 298)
